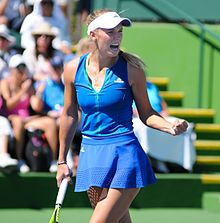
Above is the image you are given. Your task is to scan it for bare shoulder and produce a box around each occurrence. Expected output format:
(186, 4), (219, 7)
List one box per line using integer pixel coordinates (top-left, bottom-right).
(127, 63), (146, 86)
(63, 56), (81, 84)
(0, 77), (10, 98)
(0, 77), (9, 89)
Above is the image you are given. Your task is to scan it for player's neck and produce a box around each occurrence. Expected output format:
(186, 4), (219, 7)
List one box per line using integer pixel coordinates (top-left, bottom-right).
(89, 52), (118, 70)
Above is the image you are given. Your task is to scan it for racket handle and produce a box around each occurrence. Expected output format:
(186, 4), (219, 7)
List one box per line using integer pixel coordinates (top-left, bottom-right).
(56, 178), (68, 205)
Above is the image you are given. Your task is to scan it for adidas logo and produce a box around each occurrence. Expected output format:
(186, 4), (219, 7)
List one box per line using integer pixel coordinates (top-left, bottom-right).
(114, 77), (124, 83)
(80, 147), (85, 152)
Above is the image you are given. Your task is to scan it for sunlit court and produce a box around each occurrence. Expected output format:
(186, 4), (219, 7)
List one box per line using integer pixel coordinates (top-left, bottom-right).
(1, 0), (220, 223)
(1, 208), (220, 223)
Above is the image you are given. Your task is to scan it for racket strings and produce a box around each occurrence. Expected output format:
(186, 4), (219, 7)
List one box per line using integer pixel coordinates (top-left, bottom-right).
(87, 186), (108, 208)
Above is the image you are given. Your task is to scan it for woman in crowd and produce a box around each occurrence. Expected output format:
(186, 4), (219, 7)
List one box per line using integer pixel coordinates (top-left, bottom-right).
(23, 21), (65, 82)
(20, 0), (72, 54)
(0, 54), (58, 172)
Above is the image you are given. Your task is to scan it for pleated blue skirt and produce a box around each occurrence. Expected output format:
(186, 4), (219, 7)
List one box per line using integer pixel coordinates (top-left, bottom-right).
(74, 132), (157, 192)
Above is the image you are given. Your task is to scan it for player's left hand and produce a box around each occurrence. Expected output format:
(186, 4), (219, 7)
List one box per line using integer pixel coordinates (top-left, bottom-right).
(170, 119), (188, 136)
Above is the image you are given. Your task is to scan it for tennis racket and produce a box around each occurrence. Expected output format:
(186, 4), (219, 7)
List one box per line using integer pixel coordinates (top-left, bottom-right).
(49, 178), (68, 223)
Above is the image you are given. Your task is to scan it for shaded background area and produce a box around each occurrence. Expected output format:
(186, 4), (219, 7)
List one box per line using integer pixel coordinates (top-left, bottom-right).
(0, 173), (219, 209)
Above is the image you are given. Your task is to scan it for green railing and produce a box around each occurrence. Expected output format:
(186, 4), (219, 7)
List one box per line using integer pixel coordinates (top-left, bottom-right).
(113, 0), (220, 108)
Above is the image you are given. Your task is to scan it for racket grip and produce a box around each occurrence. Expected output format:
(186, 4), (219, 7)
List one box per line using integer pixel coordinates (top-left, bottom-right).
(56, 178), (68, 205)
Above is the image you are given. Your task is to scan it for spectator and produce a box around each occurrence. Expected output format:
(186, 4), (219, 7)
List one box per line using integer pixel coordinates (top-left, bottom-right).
(56, 0), (70, 19)
(26, 0), (35, 14)
(31, 55), (75, 171)
(0, 0), (29, 32)
(31, 55), (64, 124)
(133, 80), (196, 173)
(133, 81), (168, 118)
(73, 0), (92, 42)
(0, 24), (17, 79)
(133, 81), (170, 172)
(146, 81), (169, 117)
(0, 116), (18, 172)
(20, 0), (72, 55)
(23, 21), (65, 81)
(74, 0), (92, 24)
(0, 89), (18, 172)
(0, 54), (58, 172)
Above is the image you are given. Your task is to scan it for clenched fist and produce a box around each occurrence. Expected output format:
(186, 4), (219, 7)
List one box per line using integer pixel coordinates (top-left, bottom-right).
(169, 119), (188, 136)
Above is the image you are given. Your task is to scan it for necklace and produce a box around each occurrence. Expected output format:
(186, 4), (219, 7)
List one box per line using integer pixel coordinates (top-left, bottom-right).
(86, 55), (101, 88)
(86, 54), (110, 91)
(93, 75), (99, 86)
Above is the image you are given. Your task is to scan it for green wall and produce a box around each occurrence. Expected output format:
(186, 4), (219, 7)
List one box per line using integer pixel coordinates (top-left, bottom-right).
(121, 23), (220, 123)
(1, 173), (219, 208)
(92, 0), (220, 23)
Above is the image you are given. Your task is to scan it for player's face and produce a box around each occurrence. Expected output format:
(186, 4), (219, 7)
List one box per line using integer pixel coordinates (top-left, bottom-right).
(94, 24), (123, 57)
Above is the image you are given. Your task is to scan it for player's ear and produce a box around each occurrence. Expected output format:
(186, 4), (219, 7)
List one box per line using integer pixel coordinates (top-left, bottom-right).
(89, 31), (97, 41)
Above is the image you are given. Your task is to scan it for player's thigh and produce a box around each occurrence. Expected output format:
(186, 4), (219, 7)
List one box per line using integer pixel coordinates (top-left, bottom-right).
(90, 188), (140, 223)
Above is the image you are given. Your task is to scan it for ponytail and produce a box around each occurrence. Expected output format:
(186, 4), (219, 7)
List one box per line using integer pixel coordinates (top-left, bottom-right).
(120, 51), (146, 71)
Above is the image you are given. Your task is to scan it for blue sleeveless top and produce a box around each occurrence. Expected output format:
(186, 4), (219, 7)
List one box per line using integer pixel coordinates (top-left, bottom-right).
(74, 54), (134, 137)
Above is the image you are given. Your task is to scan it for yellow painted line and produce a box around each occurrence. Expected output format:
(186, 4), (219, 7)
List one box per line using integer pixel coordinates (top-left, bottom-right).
(160, 91), (185, 99)
(195, 123), (220, 133)
(148, 77), (169, 86)
(197, 156), (220, 164)
(168, 108), (215, 117)
(195, 140), (220, 150)
(201, 174), (220, 184)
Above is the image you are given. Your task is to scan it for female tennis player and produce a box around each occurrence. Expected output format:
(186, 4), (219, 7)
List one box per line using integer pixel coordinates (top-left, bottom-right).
(56, 9), (188, 223)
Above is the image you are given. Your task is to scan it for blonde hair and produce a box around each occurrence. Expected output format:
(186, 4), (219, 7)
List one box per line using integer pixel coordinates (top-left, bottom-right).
(76, 37), (96, 56)
(120, 51), (146, 70)
(87, 9), (146, 70)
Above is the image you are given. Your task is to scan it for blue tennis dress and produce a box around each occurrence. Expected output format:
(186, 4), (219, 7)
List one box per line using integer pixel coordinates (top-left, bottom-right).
(74, 53), (157, 192)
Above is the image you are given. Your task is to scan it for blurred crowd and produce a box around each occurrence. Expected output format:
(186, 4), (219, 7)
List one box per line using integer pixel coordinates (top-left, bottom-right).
(0, 0), (92, 174)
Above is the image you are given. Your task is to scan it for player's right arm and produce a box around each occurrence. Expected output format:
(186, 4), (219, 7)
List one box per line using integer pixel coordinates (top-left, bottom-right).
(56, 57), (80, 187)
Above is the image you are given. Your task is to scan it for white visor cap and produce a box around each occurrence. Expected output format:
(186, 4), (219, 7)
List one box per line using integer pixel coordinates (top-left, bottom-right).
(87, 12), (132, 35)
